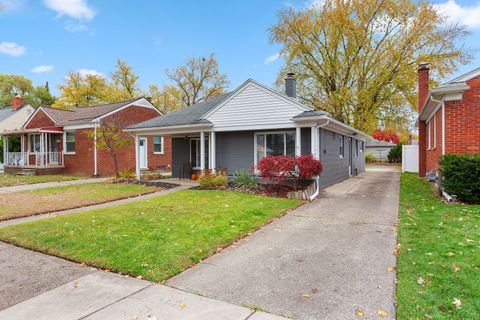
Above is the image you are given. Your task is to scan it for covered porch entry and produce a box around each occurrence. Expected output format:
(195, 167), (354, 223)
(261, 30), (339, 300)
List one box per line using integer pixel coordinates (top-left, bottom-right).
(1, 128), (65, 175)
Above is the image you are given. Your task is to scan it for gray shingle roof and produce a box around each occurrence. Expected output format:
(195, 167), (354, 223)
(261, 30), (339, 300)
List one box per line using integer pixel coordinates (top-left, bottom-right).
(39, 98), (146, 126)
(0, 108), (14, 123)
(293, 110), (329, 118)
(127, 94), (230, 129)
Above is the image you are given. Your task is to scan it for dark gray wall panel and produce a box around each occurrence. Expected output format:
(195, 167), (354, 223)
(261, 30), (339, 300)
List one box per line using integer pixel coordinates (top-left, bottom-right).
(216, 131), (254, 173)
(301, 128), (311, 155)
(171, 138), (190, 178)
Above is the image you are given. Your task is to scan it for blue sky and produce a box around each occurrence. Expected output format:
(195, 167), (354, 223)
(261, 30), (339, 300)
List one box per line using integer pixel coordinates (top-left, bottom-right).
(1, 0), (480, 96)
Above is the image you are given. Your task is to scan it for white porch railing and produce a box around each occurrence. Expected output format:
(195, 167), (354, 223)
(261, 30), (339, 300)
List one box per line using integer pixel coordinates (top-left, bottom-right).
(5, 152), (64, 167)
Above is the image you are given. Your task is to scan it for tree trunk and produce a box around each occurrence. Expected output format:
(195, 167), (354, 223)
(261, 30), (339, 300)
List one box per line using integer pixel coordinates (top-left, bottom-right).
(112, 154), (119, 177)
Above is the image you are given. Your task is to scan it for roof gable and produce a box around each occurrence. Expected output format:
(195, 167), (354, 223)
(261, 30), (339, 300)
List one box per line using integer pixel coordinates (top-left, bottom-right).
(444, 66), (480, 85)
(202, 79), (311, 130)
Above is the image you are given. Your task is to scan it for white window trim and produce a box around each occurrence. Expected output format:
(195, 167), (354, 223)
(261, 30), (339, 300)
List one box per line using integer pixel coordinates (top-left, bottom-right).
(63, 131), (76, 155)
(153, 136), (164, 154)
(29, 133), (41, 153)
(427, 120), (431, 150)
(253, 130), (296, 168)
(190, 137), (209, 170)
(339, 135), (345, 159)
(433, 114), (437, 149)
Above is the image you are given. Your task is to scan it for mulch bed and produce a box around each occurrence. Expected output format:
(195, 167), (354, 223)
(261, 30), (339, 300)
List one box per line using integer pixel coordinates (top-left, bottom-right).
(111, 179), (180, 189)
(192, 182), (295, 198)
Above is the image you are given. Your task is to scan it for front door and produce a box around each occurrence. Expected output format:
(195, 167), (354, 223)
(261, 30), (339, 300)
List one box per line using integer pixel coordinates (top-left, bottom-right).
(139, 138), (148, 169)
(349, 137), (353, 176)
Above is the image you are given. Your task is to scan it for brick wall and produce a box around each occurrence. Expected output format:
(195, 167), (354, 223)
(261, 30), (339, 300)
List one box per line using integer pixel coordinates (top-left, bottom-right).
(425, 108), (443, 173)
(445, 76), (480, 155)
(64, 106), (172, 176)
(25, 109), (55, 129)
(418, 63), (430, 176)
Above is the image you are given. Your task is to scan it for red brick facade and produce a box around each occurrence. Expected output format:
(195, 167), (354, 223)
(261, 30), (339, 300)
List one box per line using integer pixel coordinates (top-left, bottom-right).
(419, 66), (480, 176)
(418, 63), (429, 176)
(21, 105), (172, 177)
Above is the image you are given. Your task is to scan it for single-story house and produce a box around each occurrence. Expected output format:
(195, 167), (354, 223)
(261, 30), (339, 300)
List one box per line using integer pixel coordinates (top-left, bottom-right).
(418, 63), (480, 176)
(1, 97), (172, 176)
(0, 95), (35, 165)
(365, 138), (396, 161)
(126, 75), (368, 193)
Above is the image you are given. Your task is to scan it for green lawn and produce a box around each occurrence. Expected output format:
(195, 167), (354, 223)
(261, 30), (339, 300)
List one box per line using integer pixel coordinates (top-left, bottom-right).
(0, 174), (87, 187)
(0, 183), (160, 221)
(0, 190), (300, 281)
(397, 173), (480, 319)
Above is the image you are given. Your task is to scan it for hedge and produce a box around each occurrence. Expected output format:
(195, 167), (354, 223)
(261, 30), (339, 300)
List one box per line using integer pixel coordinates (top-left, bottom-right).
(439, 154), (480, 203)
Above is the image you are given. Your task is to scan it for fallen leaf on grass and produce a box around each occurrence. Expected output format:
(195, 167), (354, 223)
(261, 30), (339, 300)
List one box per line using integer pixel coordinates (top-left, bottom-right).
(355, 310), (365, 317)
(454, 265), (461, 272)
(377, 310), (389, 317)
(452, 298), (461, 310)
(417, 277), (425, 285)
(447, 252), (455, 257)
(425, 314), (432, 319)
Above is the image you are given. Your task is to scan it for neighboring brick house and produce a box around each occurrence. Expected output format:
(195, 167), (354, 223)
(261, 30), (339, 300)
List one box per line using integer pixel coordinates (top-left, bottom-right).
(418, 64), (480, 177)
(1, 97), (172, 176)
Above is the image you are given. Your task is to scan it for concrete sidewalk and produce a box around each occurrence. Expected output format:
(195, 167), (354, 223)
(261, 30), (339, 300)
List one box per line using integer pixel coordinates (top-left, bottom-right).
(0, 244), (285, 320)
(0, 177), (109, 193)
(168, 169), (400, 319)
(0, 185), (192, 228)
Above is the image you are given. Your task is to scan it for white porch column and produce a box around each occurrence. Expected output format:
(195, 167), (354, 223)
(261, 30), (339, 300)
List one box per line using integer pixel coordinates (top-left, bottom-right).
(93, 123), (98, 176)
(210, 131), (216, 172)
(311, 126), (317, 159)
(135, 134), (141, 180)
(40, 133), (44, 166)
(295, 127), (301, 157)
(2, 136), (7, 165)
(200, 131), (206, 171)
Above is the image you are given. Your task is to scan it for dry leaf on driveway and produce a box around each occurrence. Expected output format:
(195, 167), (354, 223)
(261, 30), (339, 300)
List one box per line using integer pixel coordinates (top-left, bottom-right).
(355, 310), (365, 317)
(377, 310), (389, 317)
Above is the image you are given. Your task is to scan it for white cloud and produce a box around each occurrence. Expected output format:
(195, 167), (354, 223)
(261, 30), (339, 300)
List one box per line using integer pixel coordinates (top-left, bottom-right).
(43, 0), (96, 21)
(265, 52), (280, 65)
(78, 68), (103, 77)
(0, 0), (26, 12)
(0, 41), (26, 57)
(32, 65), (54, 73)
(434, 0), (480, 30)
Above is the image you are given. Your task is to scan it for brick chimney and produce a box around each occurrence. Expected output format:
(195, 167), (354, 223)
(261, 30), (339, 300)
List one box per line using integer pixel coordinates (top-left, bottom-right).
(418, 63), (430, 177)
(418, 62), (430, 112)
(12, 94), (25, 111)
(285, 73), (296, 98)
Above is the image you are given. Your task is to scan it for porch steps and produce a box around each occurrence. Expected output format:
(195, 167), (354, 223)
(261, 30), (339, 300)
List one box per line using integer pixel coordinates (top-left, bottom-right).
(16, 169), (36, 176)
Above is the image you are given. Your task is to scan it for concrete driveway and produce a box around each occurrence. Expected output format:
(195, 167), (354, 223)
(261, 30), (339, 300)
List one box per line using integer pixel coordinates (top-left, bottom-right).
(168, 168), (400, 319)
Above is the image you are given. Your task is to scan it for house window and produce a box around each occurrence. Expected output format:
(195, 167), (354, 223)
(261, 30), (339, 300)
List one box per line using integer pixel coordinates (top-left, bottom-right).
(190, 138), (209, 169)
(360, 141), (364, 153)
(255, 131), (296, 165)
(29, 134), (40, 153)
(355, 140), (359, 157)
(339, 135), (345, 158)
(65, 131), (76, 153)
(433, 114), (437, 149)
(153, 136), (164, 154)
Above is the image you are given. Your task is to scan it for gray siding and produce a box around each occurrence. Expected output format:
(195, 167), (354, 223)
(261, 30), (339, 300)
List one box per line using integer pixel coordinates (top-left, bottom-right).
(171, 129), (365, 190)
(216, 131), (254, 173)
(171, 138), (190, 178)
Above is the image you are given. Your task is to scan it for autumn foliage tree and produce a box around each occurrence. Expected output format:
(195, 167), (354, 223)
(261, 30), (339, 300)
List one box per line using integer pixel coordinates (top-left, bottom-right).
(371, 129), (400, 144)
(88, 115), (133, 177)
(269, 0), (471, 132)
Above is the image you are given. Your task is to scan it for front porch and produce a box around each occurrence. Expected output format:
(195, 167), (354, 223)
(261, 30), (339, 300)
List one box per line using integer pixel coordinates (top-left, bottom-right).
(2, 128), (65, 175)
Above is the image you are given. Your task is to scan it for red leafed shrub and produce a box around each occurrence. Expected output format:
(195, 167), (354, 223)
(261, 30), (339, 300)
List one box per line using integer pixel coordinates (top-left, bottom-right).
(371, 129), (400, 144)
(257, 155), (296, 183)
(258, 155), (323, 186)
(296, 155), (323, 179)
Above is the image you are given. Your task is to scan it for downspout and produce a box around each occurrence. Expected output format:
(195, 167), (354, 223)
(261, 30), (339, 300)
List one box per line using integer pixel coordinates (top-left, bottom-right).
(430, 97), (445, 155)
(308, 120), (330, 201)
(93, 121), (98, 176)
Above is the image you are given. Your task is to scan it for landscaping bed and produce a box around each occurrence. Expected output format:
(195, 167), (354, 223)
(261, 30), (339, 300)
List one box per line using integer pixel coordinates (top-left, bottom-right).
(397, 173), (480, 319)
(0, 182), (161, 221)
(0, 190), (301, 282)
(0, 174), (88, 188)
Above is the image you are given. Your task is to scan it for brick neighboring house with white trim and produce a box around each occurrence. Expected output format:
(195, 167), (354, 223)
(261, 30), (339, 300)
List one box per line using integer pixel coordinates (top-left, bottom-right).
(1, 97), (172, 176)
(418, 64), (480, 177)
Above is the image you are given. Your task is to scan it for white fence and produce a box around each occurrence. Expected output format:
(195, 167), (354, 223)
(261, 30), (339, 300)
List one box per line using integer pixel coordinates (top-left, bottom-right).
(402, 145), (418, 173)
(5, 152), (64, 167)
